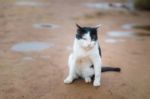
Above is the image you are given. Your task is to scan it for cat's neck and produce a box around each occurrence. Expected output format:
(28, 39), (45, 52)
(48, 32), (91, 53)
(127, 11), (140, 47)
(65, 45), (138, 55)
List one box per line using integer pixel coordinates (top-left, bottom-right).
(73, 38), (98, 53)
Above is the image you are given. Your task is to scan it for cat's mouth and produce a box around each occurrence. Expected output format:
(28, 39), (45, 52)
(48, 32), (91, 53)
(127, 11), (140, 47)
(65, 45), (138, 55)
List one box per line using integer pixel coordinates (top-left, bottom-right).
(82, 45), (94, 50)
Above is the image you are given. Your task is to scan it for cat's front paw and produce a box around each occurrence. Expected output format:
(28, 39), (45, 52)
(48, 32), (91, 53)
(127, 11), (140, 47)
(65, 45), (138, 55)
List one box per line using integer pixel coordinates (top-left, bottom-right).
(85, 77), (91, 83)
(64, 77), (73, 84)
(93, 80), (101, 87)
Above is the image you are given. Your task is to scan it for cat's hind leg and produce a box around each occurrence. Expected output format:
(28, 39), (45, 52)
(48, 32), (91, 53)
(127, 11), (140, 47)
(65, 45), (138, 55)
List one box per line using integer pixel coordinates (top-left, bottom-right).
(82, 67), (94, 83)
(85, 77), (92, 83)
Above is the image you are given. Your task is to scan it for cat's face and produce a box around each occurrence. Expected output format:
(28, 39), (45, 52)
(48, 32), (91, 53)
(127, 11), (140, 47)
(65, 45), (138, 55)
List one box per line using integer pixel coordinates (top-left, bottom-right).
(76, 24), (99, 50)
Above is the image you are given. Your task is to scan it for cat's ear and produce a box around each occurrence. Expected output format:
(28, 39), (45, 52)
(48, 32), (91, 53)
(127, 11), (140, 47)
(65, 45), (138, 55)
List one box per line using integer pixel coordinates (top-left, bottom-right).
(93, 24), (101, 29)
(76, 24), (82, 29)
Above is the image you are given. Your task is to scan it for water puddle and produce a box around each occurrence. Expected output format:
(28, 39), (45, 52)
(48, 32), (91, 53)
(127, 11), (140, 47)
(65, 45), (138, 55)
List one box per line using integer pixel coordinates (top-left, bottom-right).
(21, 55), (51, 61)
(122, 24), (134, 30)
(33, 23), (59, 29)
(84, 3), (110, 10)
(22, 56), (34, 61)
(105, 31), (150, 43)
(107, 31), (134, 38)
(122, 24), (150, 31)
(105, 38), (125, 44)
(11, 41), (54, 52)
(84, 2), (134, 10)
(40, 56), (50, 59)
(15, 1), (46, 7)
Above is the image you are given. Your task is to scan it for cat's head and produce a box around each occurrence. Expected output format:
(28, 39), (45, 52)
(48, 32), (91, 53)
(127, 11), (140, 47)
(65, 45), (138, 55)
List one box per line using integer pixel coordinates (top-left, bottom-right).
(76, 24), (100, 50)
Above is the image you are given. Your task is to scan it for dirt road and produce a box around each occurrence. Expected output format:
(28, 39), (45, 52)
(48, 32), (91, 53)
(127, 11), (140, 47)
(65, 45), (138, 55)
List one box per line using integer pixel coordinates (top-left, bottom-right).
(0, 0), (150, 99)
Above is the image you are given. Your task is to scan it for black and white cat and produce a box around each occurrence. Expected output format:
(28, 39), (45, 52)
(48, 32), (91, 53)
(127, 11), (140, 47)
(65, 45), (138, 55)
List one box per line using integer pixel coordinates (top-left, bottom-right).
(64, 24), (120, 87)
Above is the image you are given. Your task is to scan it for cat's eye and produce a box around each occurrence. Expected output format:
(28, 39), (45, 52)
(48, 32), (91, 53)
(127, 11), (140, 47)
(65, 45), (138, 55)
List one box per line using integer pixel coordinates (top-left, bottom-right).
(92, 36), (96, 40)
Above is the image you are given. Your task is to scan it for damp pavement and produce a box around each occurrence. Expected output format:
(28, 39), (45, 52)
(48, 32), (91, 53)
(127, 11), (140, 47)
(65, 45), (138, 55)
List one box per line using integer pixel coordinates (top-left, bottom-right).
(84, 1), (134, 11)
(15, 1), (47, 7)
(11, 41), (54, 52)
(33, 23), (59, 29)
(0, 0), (150, 99)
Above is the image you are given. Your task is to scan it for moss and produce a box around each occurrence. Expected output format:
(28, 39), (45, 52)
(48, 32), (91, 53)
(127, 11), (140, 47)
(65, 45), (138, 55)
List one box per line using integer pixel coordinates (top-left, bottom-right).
(134, 0), (150, 10)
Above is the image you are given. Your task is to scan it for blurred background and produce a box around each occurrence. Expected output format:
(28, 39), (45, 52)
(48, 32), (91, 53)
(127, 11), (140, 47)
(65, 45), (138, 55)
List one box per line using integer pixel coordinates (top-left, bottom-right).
(0, 0), (150, 99)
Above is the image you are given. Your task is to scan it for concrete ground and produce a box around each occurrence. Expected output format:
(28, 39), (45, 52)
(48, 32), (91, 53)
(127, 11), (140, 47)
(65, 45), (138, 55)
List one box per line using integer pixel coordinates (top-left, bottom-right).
(0, 0), (150, 99)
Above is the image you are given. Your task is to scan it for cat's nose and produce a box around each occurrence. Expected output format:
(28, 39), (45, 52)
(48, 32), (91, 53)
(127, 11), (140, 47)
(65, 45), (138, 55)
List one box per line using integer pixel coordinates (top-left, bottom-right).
(87, 43), (92, 47)
(87, 40), (91, 45)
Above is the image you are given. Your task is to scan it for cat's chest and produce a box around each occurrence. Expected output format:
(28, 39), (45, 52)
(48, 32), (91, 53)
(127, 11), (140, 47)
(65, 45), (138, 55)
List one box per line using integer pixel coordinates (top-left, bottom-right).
(76, 57), (92, 68)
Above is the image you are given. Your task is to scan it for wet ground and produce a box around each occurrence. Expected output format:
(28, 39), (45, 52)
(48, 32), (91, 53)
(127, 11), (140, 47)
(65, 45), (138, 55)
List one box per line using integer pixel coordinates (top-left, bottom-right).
(0, 0), (150, 99)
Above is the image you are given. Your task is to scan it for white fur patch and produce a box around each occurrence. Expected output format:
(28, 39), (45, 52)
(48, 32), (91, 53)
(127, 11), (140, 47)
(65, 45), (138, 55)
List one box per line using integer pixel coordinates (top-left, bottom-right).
(77, 32), (96, 50)
(64, 38), (102, 87)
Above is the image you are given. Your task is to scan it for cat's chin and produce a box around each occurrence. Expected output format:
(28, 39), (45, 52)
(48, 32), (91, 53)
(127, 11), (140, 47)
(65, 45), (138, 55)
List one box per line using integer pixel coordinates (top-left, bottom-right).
(82, 46), (93, 51)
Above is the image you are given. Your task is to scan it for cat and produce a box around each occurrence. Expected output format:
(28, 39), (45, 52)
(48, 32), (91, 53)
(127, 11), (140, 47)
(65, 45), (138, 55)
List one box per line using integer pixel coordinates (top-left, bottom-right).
(64, 24), (121, 87)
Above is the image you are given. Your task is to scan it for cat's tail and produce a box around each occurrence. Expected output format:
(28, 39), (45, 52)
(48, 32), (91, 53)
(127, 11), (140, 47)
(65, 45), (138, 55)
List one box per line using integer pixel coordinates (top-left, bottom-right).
(101, 66), (121, 72)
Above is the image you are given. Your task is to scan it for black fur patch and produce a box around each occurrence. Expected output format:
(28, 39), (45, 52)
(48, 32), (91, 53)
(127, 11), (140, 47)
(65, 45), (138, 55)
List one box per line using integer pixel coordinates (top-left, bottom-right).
(90, 65), (121, 72)
(98, 45), (102, 57)
(101, 67), (121, 72)
(76, 25), (98, 41)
